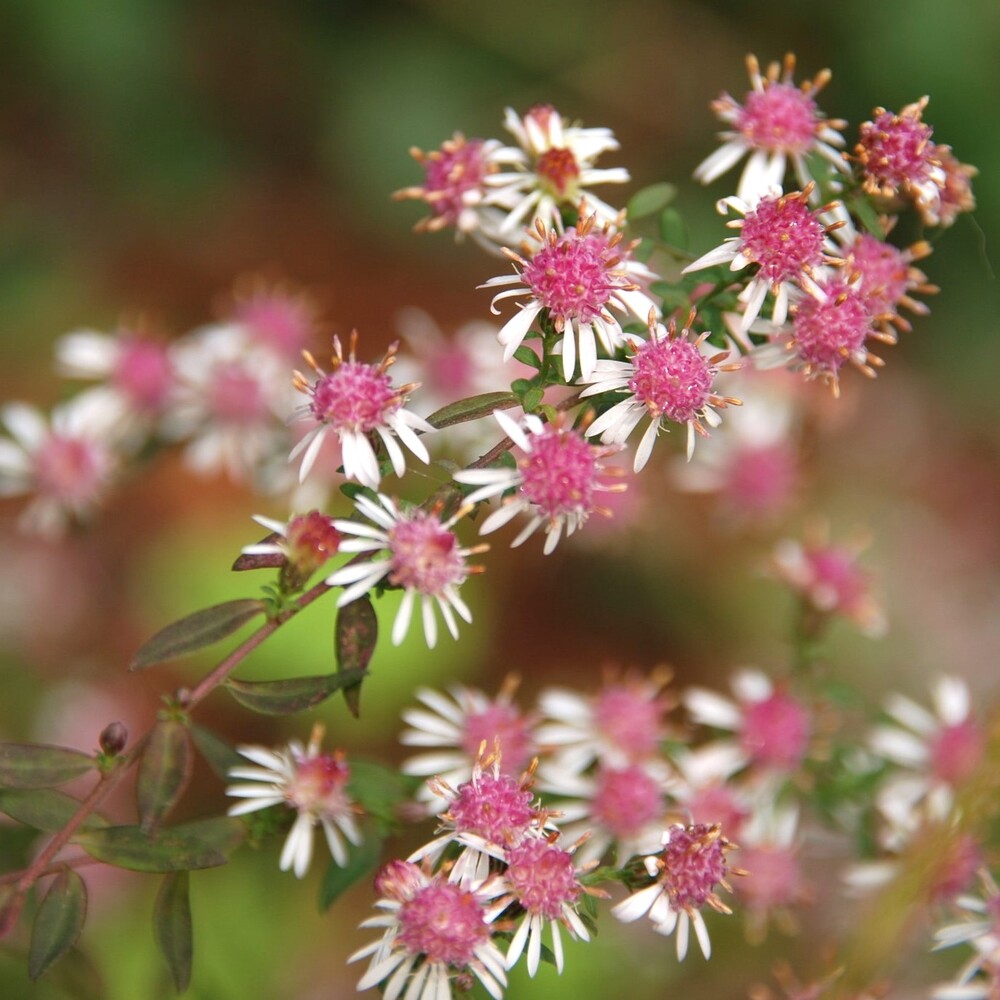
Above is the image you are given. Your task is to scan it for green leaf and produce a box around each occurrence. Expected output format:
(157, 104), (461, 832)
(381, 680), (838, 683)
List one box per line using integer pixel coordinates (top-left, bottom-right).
(129, 599), (267, 670)
(154, 871), (192, 993)
(627, 182), (677, 220)
(224, 670), (369, 715)
(28, 869), (87, 981)
(659, 206), (688, 248)
(846, 193), (887, 239)
(189, 725), (243, 780)
(512, 345), (542, 370)
(425, 391), (519, 430)
(347, 759), (415, 832)
(520, 386), (543, 412)
(74, 817), (245, 873)
(137, 722), (193, 834)
(335, 598), (378, 718)
(318, 834), (383, 911)
(0, 743), (94, 789)
(0, 788), (108, 832)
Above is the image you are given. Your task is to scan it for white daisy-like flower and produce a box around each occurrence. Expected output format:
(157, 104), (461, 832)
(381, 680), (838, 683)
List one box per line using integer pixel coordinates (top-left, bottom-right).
(454, 410), (625, 554)
(484, 104), (629, 234)
(693, 52), (848, 204)
(290, 332), (433, 490)
(611, 822), (736, 960)
(225, 725), (362, 878)
(580, 314), (741, 468)
(349, 860), (509, 1000)
(325, 493), (483, 649)
(480, 213), (656, 382)
(0, 396), (120, 537)
(931, 870), (1000, 1000)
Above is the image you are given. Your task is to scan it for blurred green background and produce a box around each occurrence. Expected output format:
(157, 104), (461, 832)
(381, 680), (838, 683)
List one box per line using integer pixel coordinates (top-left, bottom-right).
(1, 2), (998, 998)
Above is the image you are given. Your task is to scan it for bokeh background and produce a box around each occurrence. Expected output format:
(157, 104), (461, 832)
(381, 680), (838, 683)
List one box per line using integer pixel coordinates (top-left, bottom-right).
(1, 2), (998, 998)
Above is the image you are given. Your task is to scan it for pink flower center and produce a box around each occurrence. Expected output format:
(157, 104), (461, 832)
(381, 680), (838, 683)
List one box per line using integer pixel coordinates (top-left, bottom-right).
(535, 147), (580, 196)
(518, 426), (597, 518)
(522, 230), (617, 322)
(792, 282), (871, 374)
(34, 436), (108, 505)
(804, 545), (867, 612)
(398, 882), (490, 966)
(930, 833), (982, 903)
(858, 108), (936, 189)
(286, 754), (350, 815)
(738, 195), (825, 283)
(593, 685), (664, 760)
(310, 362), (400, 432)
(724, 442), (797, 516)
(424, 138), (490, 224)
(628, 336), (713, 423)
(374, 859), (425, 903)
(847, 234), (911, 317)
(661, 824), (728, 910)
(112, 338), (172, 411)
(461, 704), (532, 773)
(209, 363), (268, 423)
(736, 84), (818, 154)
(740, 691), (811, 770)
(388, 513), (467, 596)
(506, 839), (581, 920)
(448, 771), (536, 844)
(285, 511), (341, 574)
(929, 719), (986, 786)
(591, 764), (663, 838)
(237, 295), (313, 357)
(684, 785), (748, 841)
(735, 844), (801, 910)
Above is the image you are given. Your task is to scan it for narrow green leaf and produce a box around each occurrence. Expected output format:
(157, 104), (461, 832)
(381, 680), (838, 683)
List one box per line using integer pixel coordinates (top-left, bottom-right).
(74, 817), (245, 873)
(137, 722), (193, 835)
(335, 598), (378, 718)
(0, 743), (94, 789)
(28, 869), (87, 981)
(129, 599), (267, 670)
(0, 788), (108, 832)
(154, 871), (192, 992)
(659, 206), (689, 249)
(224, 670), (369, 715)
(627, 182), (677, 220)
(189, 725), (243, 780)
(318, 834), (383, 911)
(426, 391), (519, 430)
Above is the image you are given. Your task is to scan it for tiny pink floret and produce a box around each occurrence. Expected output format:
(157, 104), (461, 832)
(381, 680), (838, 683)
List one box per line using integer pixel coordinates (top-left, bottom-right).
(397, 882), (490, 966)
(628, 337), (713, 424)
(739, 195), (825, 283)
(737, 84), (819, 154)
(518, 426), (598, 517)
(740, 690), (811, 770)
(310, 362), (400, 432)
(591, 764), (663, 837)
(388, 513), (466, 596)
(506, 839), (581, 920)
(660, 824), (729, 910)
(522, 231), (616, 322)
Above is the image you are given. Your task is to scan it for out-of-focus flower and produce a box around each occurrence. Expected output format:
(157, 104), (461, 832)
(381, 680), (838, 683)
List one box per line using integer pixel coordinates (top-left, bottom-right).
(693, 53), (848, 203)
(290, 332), (433, 489)
(931, 870), (1000, 1000)
(226, 726), (361, 878)
(581, 314), (741, 467)
(935, 146), (978, 228)
(225, 276), (322, 360)
(242, 510), (341, 586)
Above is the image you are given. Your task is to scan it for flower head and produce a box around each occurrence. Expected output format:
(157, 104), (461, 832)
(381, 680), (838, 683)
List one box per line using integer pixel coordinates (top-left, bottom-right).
(290, 331), (433, 488)
(481, 213), (654, 381)
(226, 725), (361, 878)
(349, 861), (508, 1000)
(581, 312), (741, 468)
(455, 409), (626, 553)
(484, 105), (630, 234)
(326, 493), (483, 648)
(227, 276), (321, 359)
(612, 822), (736, 959)
(694, 53), (848, 203)
(241, 510), (342, 585)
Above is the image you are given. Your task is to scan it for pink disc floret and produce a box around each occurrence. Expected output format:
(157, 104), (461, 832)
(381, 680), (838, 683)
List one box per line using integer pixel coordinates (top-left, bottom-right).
(113, 337), (172, 410)
(661, 824), (729, 910)
(388, 513), (467, 596)
(792, 281), (871, 374)
(506, 838), (581, 920)
(448, 771), (537, 843)
(310, 362), (400, 432)
(593, 684), (664, 760)
(461, 703), (532, 772)
(522, 230), (615, 322)
(286, 753), (350, 814)
(629, 336), (713, 424)
(739, 195), (825, 283)
(929, 718), (986, 786)
(740, 690), (811, 770)
(591, 764), (663, 837)
(518, 426), (598, 517)
(397, 881), (490, 966)
(737, 84), (819, 154)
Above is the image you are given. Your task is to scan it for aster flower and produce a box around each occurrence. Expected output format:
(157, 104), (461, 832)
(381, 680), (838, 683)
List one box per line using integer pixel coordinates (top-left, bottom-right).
(290, 332), (433, 489)
(868, 675), (985, 851)
(481, 213), (655, 382)
(225, 726), (362, 878)
(0, 396), (120, 537)
(931, 870), (1000, 1000)
(683, 669), (812, 776)
(349, 860), (509, 1000)
(935, 146), (978, 228)
(226, 275), (321, 361)
(484, 104), (630, 234)
(580, 312), (741, 467)
(534, 669), (673, 775)
(454, 410), (626, 554)
(394, 133), (514, 249)
(241, 510), (341, 588)
(693, 53), (848, 204)
(683, 186), (844, 332)
(855, 97), (948, 225)
(399, 680), (537, 809)
(612, 822), (737, 960)
(326, 493), (483, 649)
